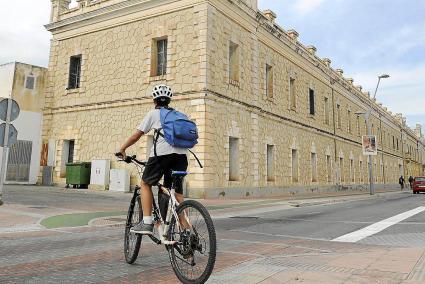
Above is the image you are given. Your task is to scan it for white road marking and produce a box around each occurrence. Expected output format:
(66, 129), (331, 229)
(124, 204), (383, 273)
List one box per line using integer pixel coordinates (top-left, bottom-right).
(332, 206), (425, 243)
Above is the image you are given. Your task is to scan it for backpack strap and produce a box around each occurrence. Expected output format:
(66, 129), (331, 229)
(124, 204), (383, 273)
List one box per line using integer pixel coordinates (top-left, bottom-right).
(188, 148), (204, 169)
(154, 130), (203, 169)
(153, 128), (162, 158)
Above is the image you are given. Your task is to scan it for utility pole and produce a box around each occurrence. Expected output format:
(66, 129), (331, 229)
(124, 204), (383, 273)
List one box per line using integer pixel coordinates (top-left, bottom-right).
(358, 74), (390, 195)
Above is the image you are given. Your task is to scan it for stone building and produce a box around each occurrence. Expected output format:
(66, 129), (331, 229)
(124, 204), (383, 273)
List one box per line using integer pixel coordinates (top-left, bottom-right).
(43, 0), (425, 197)
(0, 62), (47, 184)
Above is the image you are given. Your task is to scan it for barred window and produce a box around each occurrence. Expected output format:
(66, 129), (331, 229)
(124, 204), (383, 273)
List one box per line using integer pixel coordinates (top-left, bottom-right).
(309, 88), (315, 115)
(156, 39), (168, 76)
(68, 55), (81, 89)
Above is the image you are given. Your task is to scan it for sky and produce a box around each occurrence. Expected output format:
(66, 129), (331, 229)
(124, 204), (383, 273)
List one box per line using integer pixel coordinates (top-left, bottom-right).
(258, 0), (425, 130)
(0, 0), (424, 129)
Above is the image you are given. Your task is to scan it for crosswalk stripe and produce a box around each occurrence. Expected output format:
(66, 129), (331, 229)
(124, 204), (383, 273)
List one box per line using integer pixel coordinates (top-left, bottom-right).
(332, 206), (425, 243)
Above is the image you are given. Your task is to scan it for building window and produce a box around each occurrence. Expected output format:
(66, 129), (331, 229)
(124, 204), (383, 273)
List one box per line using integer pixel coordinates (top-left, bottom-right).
(291, 149), (298, 183)
(290, 78), (296, 110)
(267, 144), (274, 181)
(229, 137), (239, 181)
(311, 152), (317, 182)
(25, 76), (35, 90)
(326, 155), (332, 182)
(356, 115), (361, 136)
(324, 97), (330, 125)
(359, 161), (363, 183)
(157, 39), (167, 76)
(68, 55), (82, 89)
(309, 88), (315, 115)
(397, 139), (399, 150)
(151, 38), (168, 76)
(350, 159), (354, 182)
(229, 41), (240, 83)
(347, 110), (352, 133)
(340, 157), (344, 182)
(266, 64), (273, 99)
(336, 104), (341, 129)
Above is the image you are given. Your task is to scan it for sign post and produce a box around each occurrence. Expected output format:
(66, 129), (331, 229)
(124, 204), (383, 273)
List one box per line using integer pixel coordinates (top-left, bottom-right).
(0, 98), (20, 206)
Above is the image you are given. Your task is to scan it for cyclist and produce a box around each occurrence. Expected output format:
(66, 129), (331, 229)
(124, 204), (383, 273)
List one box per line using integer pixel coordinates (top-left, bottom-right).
(117, 85), (188, 235)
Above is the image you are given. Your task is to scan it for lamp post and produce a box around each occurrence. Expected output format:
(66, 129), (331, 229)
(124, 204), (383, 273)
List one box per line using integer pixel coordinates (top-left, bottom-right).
(357, 74), (390, 195)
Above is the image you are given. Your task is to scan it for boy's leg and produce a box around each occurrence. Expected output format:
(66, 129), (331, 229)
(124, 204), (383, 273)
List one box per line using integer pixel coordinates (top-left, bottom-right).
(141, 181), (153, 218)
(130, 180), (155, 235)
(130, 156), (164, 235)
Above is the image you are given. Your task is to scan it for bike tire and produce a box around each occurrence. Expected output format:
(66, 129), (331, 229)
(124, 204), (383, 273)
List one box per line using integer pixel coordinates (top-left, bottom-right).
(124, 195), (143, 264)
(168, 200), (217, 284)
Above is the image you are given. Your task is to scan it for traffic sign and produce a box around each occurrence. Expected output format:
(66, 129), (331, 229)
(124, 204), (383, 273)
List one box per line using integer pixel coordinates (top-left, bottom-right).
(0, 123), (18, 147)
(0, 98), (20, 122)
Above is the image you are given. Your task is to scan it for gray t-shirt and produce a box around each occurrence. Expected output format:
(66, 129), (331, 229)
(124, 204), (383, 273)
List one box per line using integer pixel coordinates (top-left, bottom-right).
(138, 109), (188, 157)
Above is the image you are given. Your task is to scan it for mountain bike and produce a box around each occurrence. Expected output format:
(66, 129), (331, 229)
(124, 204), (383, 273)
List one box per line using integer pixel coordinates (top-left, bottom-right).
(116, 154), (216, 284)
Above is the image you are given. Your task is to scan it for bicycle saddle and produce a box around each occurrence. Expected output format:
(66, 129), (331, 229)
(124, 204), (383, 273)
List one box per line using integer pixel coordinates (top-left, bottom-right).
(171, 171), (188, 177)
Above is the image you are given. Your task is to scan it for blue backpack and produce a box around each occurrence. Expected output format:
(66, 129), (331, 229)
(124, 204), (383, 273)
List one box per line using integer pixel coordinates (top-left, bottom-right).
(155, 108), (198, 149)
(153, 108), (203, 168)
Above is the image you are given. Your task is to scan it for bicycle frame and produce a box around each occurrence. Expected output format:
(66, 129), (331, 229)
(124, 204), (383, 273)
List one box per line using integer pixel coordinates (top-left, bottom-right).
(129, 158), (187, 246)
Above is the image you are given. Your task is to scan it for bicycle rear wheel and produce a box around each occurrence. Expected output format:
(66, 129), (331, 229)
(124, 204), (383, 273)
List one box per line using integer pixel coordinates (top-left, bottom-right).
(168, 200), (216, 284)
(124, 194), (143, 264)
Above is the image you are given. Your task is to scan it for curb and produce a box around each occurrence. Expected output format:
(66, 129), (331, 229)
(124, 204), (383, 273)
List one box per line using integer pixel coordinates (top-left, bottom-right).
(288, 190), (407, 208)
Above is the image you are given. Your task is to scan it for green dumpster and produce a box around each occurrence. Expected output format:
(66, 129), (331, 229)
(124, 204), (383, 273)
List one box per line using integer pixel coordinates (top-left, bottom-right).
(66, 162), (91, 189)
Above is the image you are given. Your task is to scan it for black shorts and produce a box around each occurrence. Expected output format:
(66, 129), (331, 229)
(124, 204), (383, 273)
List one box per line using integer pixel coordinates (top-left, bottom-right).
(142, 154), (188, 194)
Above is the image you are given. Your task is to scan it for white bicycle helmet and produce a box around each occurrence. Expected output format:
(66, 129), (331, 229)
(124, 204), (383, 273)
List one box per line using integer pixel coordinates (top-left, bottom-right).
(152, 85), (173, 100)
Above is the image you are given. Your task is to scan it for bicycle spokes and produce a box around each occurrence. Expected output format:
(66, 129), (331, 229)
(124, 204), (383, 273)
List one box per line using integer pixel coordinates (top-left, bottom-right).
(168, 200), (216, 283)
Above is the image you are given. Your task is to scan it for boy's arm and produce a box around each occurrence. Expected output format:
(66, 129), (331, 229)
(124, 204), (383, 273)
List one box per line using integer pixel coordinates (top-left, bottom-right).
(119, 130), (144, 157)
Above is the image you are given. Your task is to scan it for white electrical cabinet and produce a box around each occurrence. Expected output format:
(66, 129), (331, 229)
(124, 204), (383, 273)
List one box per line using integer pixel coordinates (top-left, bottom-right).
(90, 159), (110, 190)
(109, 169), (130, 192)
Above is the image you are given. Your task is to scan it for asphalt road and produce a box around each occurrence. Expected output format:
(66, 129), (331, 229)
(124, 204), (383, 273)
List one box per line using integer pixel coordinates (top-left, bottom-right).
(215, 191), (425, 247)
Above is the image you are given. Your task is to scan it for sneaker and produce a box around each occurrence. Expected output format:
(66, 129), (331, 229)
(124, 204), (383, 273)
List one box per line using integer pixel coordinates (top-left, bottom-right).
(130, 221), (154, 235)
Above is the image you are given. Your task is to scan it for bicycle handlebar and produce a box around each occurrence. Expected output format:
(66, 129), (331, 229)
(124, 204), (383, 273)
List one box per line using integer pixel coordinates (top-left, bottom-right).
(115, 153), (146, 166)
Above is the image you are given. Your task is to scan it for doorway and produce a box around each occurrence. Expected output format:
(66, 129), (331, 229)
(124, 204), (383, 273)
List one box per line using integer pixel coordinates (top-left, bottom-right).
(6, 140), (33, 182)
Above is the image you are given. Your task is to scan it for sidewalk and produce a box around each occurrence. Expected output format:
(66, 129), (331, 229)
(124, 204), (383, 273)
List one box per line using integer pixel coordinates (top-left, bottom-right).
(209, 231), (425, 284)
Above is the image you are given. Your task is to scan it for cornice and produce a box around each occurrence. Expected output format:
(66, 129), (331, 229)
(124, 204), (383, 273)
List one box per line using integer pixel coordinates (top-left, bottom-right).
(45, 0), (182, 32)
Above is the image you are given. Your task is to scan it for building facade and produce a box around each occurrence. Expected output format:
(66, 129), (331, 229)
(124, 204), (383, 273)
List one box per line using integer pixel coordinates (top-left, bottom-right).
(44, 0), (425, 197)
(0, 62), (47, 184)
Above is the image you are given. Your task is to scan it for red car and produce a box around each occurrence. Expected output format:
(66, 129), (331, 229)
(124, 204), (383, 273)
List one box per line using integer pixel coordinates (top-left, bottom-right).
(413, 177), (425, 194)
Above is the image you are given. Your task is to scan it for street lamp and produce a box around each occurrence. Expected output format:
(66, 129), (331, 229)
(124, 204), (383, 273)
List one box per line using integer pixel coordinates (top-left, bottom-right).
(358, 74), (390, 195)
(373, 74), (390, 100)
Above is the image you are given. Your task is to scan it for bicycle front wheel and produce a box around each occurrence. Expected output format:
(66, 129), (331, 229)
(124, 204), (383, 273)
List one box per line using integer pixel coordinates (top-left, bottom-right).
(124, 195), (143, 264)
(168, 200), (217, 284)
